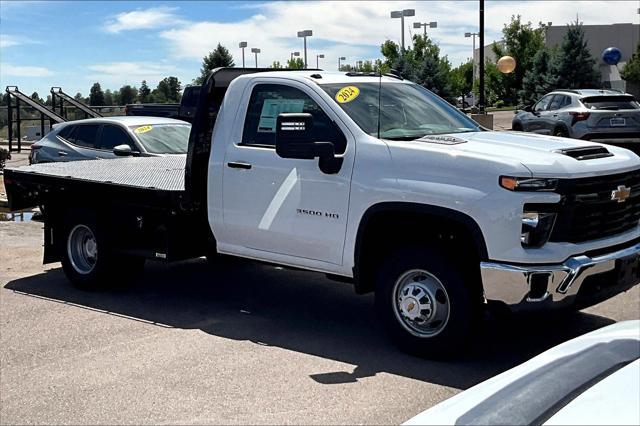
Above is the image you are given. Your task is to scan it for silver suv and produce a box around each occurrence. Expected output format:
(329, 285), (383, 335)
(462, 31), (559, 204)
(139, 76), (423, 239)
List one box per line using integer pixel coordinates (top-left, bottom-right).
(512, 89), (640, 155)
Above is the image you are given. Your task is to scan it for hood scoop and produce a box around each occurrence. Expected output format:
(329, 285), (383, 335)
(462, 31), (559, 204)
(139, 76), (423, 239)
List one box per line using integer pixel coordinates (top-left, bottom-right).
(555, 146), (614, 161)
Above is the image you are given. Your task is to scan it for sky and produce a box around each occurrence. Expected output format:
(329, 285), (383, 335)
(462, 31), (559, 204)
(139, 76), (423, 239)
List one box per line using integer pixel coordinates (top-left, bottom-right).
(1, 0), (638, 98)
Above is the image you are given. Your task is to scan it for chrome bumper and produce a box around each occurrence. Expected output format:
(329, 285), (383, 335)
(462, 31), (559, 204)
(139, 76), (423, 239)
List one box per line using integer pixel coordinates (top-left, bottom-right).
(481, 243), (640, 311)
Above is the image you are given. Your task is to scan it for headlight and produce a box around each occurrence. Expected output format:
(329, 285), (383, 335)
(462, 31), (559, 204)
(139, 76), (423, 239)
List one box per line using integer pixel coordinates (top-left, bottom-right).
(500, 176), (558, 192)
(521, 211), (556, 247)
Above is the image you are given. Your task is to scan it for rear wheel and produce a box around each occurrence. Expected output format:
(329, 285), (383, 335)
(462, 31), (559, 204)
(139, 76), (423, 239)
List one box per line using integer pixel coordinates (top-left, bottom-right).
(61, 209), (144, 290)
(553, 126), (569, 138)
(375, 246), (479, 358)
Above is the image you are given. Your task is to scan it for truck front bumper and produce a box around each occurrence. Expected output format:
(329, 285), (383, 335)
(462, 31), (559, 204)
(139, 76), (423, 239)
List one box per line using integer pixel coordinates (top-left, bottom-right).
(481, 242), (640, 312)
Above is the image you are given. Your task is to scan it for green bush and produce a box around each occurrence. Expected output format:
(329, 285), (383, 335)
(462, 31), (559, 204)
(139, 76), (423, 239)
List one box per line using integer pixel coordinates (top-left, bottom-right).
(493, 100), (505, 108)
(0, 147), (10, 171)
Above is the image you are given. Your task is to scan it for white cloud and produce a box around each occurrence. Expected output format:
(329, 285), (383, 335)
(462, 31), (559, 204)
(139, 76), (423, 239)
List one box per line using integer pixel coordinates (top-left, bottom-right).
(104, 6), (185, 34)
(0, 34), (38, 48)
(0, 63), (54, 77)
(157, 0), (638, 69)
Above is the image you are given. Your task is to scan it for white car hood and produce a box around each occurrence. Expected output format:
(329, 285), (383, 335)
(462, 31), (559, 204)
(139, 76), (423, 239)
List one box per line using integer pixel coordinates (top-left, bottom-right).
(423, 131), (640, 178)
(404, 320), (640, 426)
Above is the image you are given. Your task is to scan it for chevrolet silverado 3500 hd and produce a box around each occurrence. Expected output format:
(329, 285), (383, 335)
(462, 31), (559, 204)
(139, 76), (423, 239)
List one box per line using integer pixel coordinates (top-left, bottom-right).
(5, 68), (640, 356)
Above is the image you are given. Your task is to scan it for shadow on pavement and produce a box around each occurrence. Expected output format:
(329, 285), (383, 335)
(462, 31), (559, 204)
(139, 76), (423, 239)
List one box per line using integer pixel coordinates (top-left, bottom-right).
(5, 258), (616, 390)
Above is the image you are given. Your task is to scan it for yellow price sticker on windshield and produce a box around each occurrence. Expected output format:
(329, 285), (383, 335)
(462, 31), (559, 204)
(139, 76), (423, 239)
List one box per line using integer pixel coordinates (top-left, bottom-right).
(335, 86), (360, 104)
(134, 125), (153, 134)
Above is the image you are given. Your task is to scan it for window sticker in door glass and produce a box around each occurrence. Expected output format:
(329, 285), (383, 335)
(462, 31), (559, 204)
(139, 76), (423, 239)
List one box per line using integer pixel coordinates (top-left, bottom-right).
(257, 99), (305, 133)
(134, 125), (153, 134)
(335, 86), (360, 104)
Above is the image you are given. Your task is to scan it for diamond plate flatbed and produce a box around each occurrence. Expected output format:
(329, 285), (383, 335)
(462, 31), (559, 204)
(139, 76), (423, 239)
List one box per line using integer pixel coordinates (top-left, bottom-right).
(6, 156), (186, 191)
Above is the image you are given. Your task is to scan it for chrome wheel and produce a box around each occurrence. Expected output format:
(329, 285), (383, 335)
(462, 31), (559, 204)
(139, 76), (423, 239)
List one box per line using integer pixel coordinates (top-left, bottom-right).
(392, 269), (450, 338)
(67, 224), (98, 275)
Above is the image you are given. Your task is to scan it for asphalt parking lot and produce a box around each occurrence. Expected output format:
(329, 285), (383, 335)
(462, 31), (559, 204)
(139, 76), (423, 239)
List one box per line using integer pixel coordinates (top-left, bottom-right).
(1, 220), (638, 425)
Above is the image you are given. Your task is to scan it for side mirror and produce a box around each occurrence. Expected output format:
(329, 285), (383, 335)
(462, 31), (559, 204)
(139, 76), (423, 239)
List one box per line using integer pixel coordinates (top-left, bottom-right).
(113, 144), (134, 156)
(524, 105), (533, 112)
(275, 113), (343, 174)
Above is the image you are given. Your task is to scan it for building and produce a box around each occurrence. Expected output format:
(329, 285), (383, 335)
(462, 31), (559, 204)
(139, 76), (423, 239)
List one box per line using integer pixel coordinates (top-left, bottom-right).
(474, 23), (640, 95)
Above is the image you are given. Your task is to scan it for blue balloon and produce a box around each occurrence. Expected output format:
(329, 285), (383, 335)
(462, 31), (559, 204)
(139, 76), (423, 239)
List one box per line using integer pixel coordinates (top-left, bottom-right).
(602, 47), (622, 65)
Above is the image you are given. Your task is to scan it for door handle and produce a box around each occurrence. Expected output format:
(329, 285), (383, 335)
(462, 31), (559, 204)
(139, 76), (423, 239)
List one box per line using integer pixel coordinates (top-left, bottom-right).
(58, 151), (68, 157)
(227, 161), (252, 170)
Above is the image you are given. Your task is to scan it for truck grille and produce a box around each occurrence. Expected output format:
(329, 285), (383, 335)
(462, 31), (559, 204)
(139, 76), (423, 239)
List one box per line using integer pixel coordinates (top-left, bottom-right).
(550, 169), (640, 243)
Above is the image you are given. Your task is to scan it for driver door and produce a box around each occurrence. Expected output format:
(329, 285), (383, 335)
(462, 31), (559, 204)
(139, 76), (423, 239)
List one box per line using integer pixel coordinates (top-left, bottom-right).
(220, 80), (355, 266)
(528, 95), (552, 133)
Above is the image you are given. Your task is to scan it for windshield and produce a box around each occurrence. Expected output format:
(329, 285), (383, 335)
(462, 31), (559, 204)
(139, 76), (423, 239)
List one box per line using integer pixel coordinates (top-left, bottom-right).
(130, 123), (191, 154)
(320, 82), (480, 140)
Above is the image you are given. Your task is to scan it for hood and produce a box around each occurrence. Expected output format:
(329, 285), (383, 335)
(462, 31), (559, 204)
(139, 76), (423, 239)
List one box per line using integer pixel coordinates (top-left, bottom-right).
(415, 131), (640, 178)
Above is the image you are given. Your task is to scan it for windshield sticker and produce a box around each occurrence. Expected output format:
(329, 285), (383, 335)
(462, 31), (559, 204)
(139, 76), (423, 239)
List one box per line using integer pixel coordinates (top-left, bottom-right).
(335, 86), (360, 104)
(257, 99), (305, 133)
(134, 125), (153, 134)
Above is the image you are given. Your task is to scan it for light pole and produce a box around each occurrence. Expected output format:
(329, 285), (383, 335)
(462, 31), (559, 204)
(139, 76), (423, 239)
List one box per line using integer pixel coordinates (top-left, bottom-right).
(338, 56), (346, 71)
(390, 9), (415, 51)
(316, 54), (324, 69)
(297, 30), (313, 68)
(290, 51), (300, 61)
(413, 21), (437, 38)
(251, 48), (260, 68)
(239, 42), (247, 67)
(465, 32), (478, 81)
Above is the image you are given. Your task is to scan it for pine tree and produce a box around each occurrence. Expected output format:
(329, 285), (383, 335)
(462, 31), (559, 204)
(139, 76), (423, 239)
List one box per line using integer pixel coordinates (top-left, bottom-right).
(621, 43), (640, 84)
(520, 48), (555, 105)
(195, 43), (234, 84)
(286, 58), (304, 69)
(30, 92), (43, 104)
(549, 20), (600, 89)
(89, 82), (105, 106)
(138, 80), (151, 103)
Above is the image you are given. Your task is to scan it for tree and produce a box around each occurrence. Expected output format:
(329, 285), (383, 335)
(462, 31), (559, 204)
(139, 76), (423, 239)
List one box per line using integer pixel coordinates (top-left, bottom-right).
(30, 92), (44, 104)
(492, 16), (545, 105)
(152, 77), (181, 103)
(379, 35), (454, 101)
(549, 20), (599, 89)
(118, 85), (137, 105)
(89, 82), (105, 106)
(138, 80), (151, 103)
(520, 47), (555, 105)
(450, 60), (474, 99)
(74, 92), (84, 102)
(621, 43), (640, 85)
(287, 57), (304, 69)
(270, 61), (284, 69)
(103, 89), (114, 106)
(195, 43), (234, 84)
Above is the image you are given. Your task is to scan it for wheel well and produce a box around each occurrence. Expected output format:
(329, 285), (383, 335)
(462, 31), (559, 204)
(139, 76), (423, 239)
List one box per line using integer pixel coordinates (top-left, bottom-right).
(554, 123), (569, 134)
(512, 121), (523, 131)
(353, 203), (487, 296)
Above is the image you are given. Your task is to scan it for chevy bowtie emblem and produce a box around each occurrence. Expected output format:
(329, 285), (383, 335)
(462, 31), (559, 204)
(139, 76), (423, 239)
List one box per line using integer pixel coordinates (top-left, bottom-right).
(611, 185), (631, 203)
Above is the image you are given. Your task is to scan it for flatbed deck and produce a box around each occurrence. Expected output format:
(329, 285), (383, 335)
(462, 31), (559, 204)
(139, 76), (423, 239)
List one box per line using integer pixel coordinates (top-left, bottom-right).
(7, 156), (186, 192)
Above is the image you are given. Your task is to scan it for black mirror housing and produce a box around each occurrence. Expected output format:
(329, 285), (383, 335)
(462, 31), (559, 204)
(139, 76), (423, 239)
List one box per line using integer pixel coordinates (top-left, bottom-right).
(113, 144), (134, 156)
(524, 105), (533, 112)
(275, 113), (317, 160)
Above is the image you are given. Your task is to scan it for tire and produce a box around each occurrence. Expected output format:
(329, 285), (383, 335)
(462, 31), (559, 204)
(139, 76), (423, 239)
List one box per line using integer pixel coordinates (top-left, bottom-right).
(375, 246), (479, 358)
(512, 123), (523, 131)
(61, 209), (144, 290)
(553, 126), (569, 138)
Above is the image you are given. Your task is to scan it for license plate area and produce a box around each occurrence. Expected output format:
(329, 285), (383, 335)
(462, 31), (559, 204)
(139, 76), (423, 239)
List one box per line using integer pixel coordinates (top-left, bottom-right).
(617, 254), (640, 287)
(610, 117), (626, 127)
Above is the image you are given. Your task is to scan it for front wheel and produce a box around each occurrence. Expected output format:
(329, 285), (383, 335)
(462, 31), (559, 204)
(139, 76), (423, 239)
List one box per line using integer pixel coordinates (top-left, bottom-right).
(375, 247), (479, 358)
(553, 127), (569, 138)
